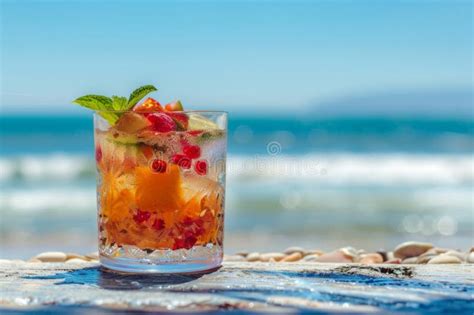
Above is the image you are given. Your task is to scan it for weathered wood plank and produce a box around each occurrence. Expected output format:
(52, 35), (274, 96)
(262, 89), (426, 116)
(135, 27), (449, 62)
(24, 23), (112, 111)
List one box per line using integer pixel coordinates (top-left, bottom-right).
(0, 262), (472, 313)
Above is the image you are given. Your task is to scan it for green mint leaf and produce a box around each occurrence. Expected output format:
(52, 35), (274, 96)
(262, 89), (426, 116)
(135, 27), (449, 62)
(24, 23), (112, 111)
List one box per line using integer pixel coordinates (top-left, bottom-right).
(127, 85), (157, 108)
(73, 95), (118, 124)
(111, 96), (128, 110)
(73, 95), (113, 110)
(99, 112), (120, 125)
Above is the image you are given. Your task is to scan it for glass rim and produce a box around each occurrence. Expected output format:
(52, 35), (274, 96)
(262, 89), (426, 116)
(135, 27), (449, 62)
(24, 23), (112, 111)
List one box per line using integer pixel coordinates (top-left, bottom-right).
(93, 110), (228, 114)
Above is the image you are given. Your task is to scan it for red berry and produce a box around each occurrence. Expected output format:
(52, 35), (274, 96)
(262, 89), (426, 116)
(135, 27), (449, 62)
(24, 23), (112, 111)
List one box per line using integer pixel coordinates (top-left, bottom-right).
(180, 138), (190, 147)
(147, 113), (176, 132)
(151, 159), (167, 173)
(152, 219), (165, 230)
(183, 145), (201, 159)
(167, 112), (189, 130)
(95, 146), (102, 163)
(184, 235), (197, 249)
(171, 154), (191, 169)
(187, 130), (203, 136)
(133, 209), (150, 224)
(164, 100), (184, 111)
(173, 238), (185, 250)
(133, 97), (163, 113)
(174, 234), (197, 250)
(182, 216), (194, 226)
(194, 160), (207, 176)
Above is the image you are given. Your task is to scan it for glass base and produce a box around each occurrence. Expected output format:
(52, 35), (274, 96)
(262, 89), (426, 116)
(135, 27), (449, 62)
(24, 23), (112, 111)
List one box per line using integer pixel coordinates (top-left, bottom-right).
(99, 244), (223, 274)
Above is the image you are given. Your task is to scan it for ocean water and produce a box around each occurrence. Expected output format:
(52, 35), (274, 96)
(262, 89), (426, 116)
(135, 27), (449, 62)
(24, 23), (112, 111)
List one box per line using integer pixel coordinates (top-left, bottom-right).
(0, 114), (473, 258)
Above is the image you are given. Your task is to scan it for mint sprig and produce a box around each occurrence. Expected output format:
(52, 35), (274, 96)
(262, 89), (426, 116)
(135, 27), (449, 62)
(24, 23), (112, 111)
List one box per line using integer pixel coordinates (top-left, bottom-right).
(73, 85), (158, 124)
(128, 85), (158, 108)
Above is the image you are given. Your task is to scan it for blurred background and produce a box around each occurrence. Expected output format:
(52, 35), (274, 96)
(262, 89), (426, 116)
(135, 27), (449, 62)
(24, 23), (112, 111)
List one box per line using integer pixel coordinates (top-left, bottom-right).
(0, 1), (472, 258)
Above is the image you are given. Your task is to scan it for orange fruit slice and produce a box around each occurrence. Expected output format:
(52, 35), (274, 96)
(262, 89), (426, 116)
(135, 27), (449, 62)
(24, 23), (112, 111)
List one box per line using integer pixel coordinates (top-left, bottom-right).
(135, 164), (183, 211)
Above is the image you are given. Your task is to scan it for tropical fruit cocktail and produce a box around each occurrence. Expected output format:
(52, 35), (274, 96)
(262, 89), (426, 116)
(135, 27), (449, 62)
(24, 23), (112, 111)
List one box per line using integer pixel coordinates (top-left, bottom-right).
(73, 85), (226, 273)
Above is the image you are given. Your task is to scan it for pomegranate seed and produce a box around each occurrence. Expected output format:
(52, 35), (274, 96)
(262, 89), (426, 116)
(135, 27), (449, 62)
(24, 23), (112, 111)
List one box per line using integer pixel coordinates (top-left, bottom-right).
(183, 145), (201, 159)
(180, 138), (190, 147)
(182, 216), (194, 226)
(147, 113), (176, 132)
(173, 238), (186, 250)
(187, 130), (203, 136)
(194, 160), (207, 176)
(133, 209), (151, 224)
(171, 154), (191, 169)
(152, 219), (165, 230)
(95, 146), (102, 163)
(151, 159), (167, 173)
(184, 235), (197, 249)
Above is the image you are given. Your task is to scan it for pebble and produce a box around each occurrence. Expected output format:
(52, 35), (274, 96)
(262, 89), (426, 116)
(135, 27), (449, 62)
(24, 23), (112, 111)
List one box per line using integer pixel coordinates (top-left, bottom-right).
(427, 254), (462, 264)
(444, 250), (466, 262)
(359, 253), (383, 264)
(35, 251), (67, 263)
(281, 252), (303, 262)
(384, 258), (401, 264)
(67, 253), (87, 260)
(27, 258), (42, 263)
(235, 251), (249, 257)
(259, 252), (286, 262)
(85, 252), (99, 261)
(224, 255), (246, 262)
(467, 252), (474, 263)
(394, 242), (433, 259)
(416, 255), (435, 264)
(303, 250), (324, 257)
(385, 252), (396, 262)
(66, 258), (89, 264)
(376, 251), (388, 262)
(302, 254), (321, 262)
(340, 247), (358, 259)
(419, 248), (444, 258)
(246, 252), (261, 262)
(402, 257), (419, 264)
(283, 246), (305, 255)
(315, 250), (354, 263)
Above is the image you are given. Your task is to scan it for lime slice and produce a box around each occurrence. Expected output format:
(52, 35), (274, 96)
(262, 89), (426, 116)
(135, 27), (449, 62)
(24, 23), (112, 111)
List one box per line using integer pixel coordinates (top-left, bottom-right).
(105, 130), (139, 145)
(187, 113), (219, 131)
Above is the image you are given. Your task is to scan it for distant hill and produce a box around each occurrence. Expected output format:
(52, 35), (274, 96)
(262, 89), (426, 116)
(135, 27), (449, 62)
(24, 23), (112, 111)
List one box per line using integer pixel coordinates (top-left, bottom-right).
(309, 88), (473, 119)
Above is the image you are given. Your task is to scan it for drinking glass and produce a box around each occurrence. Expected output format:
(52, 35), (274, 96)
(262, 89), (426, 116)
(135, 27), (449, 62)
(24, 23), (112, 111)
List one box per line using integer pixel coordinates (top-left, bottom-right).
(93, 111), (226, 273)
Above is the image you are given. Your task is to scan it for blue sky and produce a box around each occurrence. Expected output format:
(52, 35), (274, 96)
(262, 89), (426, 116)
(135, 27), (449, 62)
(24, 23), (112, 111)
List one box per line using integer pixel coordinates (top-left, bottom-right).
(0, 0), (472, 114)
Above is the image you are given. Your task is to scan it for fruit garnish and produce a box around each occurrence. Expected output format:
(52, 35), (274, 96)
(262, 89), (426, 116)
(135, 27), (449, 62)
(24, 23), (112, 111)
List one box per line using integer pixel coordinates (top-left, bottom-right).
(133, 209), (151, 224)
(146, 113), (177, 132)
(187, 113), (219, 130)
(114, 112), (151, 133)
(72, 85), (157, 125)
(133, 97), (163, 113)
(187, 130), (204, 136)
(164, 100), (184, 111)
(166, 112), (189, 130)
(152, 219), (165, 230)
(136, 165), (183, 211)
(140, 145), (154, 159)
(105, 131), (139, 144)
(194, 160), (208, 176)
(151, 159), (167, 173)
(95, 146), (102, 163)
(183, 145), (201, 159)
(171, 154), (192, 169)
